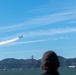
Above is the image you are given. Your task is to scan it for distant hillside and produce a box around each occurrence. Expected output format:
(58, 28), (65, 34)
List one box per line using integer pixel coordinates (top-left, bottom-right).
(0, 56), (76, 69)
(58, 56), (76, 67)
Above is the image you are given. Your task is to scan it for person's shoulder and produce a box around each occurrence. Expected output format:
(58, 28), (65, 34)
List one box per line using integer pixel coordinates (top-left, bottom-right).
(42, 73), (53, 75)
(42, 74), (52, 75)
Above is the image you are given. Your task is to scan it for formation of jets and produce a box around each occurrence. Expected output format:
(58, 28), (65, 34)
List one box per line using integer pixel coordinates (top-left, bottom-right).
(0, 35), (23, 46)
(19, 35), (23, 39)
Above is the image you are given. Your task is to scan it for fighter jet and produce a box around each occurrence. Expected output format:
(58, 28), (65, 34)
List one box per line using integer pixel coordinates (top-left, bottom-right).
(19, 35), (23, 39)
(0, 35), (23, 46)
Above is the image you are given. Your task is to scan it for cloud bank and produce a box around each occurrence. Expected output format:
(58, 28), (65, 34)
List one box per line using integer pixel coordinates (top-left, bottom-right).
(0, 10), (76, 33)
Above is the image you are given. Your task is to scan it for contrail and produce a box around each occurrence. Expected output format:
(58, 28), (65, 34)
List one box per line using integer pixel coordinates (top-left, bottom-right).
(0, 35), (23, 46)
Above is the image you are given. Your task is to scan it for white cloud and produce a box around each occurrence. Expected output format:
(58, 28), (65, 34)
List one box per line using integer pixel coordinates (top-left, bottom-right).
(0, 27), (74, 43)
(20, 27), (76, 37)
(2, 36), (69, 46)
(0, 11), (76, 33)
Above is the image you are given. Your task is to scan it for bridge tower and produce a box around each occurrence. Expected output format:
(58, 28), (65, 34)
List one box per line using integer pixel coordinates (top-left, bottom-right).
(31, 55), (35, 68)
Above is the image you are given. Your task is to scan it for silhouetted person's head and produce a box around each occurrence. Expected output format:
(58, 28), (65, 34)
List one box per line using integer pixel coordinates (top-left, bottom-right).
(41, 50), (60, 71)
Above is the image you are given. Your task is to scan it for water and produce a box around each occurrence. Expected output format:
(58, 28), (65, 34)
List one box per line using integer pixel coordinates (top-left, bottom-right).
(0, 68), (76, 75)
(59, 68), (76, 75)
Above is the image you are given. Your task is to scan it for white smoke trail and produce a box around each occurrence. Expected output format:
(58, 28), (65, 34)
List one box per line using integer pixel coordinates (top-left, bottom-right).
(0, 37), (20, 46)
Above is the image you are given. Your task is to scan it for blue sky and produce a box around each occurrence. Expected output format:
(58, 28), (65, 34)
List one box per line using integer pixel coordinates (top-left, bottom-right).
(0, 0), (76, 60)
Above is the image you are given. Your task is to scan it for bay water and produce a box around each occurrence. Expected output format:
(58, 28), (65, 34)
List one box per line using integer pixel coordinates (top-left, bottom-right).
(0, 68), (76, 75)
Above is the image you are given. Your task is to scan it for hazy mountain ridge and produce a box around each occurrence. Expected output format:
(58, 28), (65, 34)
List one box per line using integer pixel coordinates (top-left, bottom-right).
(0, 56), (76, 69)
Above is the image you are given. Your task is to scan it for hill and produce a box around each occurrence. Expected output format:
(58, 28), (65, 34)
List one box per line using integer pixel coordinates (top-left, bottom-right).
(0, 56), (76, 69)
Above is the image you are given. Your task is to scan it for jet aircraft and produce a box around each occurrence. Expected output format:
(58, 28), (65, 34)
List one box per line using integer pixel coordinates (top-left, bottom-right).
(0, 35), (23, 46)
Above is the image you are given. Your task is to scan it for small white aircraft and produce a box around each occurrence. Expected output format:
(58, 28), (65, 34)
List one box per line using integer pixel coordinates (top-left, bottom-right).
(0, 35), (23, 46)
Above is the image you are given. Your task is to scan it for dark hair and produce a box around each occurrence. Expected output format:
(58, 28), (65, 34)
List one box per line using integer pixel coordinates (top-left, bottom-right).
(41, 50), (60, 70)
